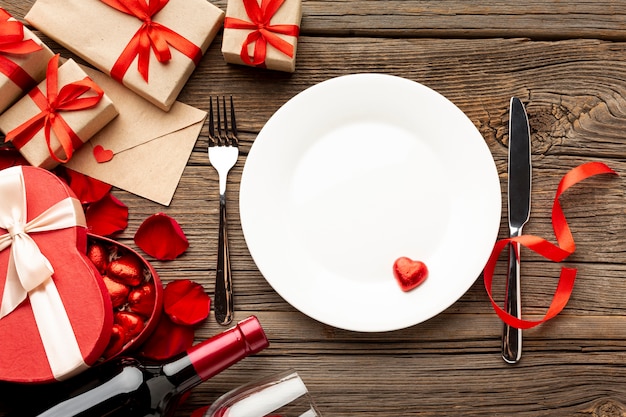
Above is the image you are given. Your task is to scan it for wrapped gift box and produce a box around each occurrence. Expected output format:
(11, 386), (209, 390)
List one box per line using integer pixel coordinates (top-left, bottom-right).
(0, 57), (118, 170)
(222, 0), (302, 72)
(0, 8), (54, 114)
(25, 0), (224, 111)
(0, 166), (113, 383)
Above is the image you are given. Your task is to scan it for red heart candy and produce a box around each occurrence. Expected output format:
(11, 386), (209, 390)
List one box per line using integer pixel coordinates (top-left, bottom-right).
(393, 257), (428, 292)
(93, 145), (114, 163)
(107, 253), (144, 287)
(114, 311), (145, 343)
(128, 283), (157, 318)
(87, 241), (109, 275)
(102, 276), (130, 309)
(102, 324), (126, 359)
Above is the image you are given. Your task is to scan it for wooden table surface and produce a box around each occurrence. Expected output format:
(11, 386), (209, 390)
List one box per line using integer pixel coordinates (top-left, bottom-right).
(2, 1), (626, 416)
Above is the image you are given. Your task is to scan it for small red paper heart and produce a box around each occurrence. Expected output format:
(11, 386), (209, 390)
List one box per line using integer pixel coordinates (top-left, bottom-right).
(93, 145), (114, 163)
(393, 257), (428, 292)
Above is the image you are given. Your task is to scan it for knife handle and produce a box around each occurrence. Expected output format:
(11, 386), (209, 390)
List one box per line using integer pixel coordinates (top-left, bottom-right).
(502, 239), (522, 363)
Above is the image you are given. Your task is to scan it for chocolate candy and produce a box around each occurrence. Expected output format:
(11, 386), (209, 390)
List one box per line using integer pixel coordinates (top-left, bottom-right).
(87, 239), (158, 359)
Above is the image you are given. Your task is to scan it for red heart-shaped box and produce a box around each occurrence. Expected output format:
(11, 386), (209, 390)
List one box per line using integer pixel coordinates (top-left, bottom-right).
(0, 166), (113, 383)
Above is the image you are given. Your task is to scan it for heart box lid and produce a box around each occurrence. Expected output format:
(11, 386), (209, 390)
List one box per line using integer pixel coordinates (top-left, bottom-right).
(0, 165), (113, 383)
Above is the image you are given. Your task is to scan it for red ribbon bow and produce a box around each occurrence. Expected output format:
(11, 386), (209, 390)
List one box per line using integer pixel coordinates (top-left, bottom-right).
(224, 0), (300, 67)
(100, 0), (202, 83)
(6, 54), (105, 164)
(0, 8), (43, 91)
(484, 162), (617, 330)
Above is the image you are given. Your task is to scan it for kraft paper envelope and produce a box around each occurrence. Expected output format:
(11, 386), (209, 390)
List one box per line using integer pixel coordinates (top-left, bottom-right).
(65, 67), (207, 206)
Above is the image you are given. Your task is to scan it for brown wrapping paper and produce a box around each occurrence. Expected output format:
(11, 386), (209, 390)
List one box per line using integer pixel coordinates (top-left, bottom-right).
(25, 0), (224, 111)
(0, 59), (118, 169)
(222, 0), (302, 72)
(0, 17), (54, 114)
(65, 66), (207, 206)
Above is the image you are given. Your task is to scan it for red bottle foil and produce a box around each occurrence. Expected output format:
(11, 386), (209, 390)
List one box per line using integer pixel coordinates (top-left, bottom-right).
(187, 316), (269, 381)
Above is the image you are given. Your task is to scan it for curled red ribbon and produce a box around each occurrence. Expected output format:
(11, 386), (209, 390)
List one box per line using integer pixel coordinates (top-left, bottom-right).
(224, 0), (300, 67)
(484, 162), (617, 329)
(99, 0), (202, 83)
(6, 54), (105, 164)
(0, 8), (43, 91)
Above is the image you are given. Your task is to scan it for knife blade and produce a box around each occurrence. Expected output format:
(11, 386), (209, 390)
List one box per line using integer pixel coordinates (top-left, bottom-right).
(502, 97), (532, 364)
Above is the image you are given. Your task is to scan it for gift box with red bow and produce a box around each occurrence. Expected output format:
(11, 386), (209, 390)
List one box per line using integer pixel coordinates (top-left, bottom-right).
(0, 55), (118, 170)
(0, 165), (114, 383)
(0, 8), (54, 114)
(222, 0), (302, 72)
(25, 0), (225, 111)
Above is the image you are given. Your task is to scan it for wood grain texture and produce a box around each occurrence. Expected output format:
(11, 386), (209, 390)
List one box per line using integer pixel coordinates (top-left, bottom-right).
(2, 1), (626, 416)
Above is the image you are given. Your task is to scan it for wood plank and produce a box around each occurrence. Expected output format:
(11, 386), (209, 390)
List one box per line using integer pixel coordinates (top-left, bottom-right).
(2, 1), (626, 416)
(6, 1), (626, 40)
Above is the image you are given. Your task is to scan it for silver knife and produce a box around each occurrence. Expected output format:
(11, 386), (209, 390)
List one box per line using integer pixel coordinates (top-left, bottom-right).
(502, 97), (532, 364)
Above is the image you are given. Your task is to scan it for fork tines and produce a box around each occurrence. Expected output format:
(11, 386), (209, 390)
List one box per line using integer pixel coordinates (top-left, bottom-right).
(208, 96), (238, 147)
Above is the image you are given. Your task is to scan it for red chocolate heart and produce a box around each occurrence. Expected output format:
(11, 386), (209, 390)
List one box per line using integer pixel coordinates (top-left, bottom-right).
(87, 241), (109, 275)
(102, 324), (125, 359)
(102, 276), (130, 309)
(107, 254), (144, 287)
(128, 283), (157, 318)
(114, 311), (145, 343)
(393, 257), (428, 292)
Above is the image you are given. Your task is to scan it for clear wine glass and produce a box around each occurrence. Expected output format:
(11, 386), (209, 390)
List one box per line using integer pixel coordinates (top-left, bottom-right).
(203, 370), (322, 417)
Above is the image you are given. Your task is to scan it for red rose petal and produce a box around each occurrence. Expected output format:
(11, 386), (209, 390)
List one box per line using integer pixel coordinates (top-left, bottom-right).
(138, 315), (195, 360)
(163, 280), (210, 326)
(0, 147), (28, 169)
(128, 283), (157, 318)
(190, 406), (210, 417)
(85, 193), (129, 236)
(57, 167), (112, 205)
(134, 213), (189, 260)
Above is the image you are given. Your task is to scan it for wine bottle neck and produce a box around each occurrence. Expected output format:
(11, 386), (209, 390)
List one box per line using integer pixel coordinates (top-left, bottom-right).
(185, 316), (269, 381)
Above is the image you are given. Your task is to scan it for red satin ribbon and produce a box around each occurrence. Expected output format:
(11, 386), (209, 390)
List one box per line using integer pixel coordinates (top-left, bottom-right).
(6, 55), (105, 164)
(99, 0), (202, 83)
(0, 8), (42, 91)
(484, 162), (617, 329)
(224, 0), (300, 67)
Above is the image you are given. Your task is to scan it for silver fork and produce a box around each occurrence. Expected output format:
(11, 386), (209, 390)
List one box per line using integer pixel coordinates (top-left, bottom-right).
(208, 96), (239, 325)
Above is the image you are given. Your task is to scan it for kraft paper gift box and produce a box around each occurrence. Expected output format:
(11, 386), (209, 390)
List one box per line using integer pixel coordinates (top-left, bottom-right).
(25, 0), (225, 111)
(0, 166), (113, 383)
(0, 8), (54, 114)
(222, 0), (302, 72)
(0, 57), (118, 170)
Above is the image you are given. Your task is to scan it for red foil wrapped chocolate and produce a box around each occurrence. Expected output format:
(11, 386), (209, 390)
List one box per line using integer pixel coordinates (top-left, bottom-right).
(87, 234), (163, 360)
(0, 166), (113, 383)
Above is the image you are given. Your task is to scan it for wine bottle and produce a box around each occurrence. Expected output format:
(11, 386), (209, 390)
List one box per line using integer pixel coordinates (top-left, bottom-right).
(9, 315), (269, 417)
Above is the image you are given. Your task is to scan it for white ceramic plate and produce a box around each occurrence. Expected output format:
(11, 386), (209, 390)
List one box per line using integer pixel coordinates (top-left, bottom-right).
(240, 74), (501, 332)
